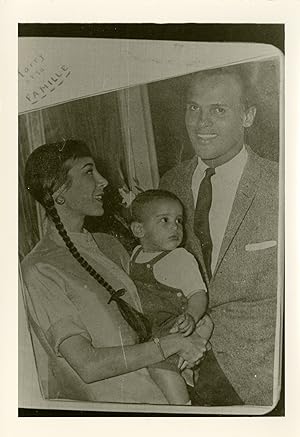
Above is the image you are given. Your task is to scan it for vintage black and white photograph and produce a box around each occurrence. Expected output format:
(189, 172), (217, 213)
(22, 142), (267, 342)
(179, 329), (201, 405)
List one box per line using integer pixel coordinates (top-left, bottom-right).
(18, 24), (284, 416)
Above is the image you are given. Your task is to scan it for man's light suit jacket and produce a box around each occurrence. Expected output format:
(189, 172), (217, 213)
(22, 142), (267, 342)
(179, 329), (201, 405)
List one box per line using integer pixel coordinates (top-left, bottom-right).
(160, 146), (280, 405)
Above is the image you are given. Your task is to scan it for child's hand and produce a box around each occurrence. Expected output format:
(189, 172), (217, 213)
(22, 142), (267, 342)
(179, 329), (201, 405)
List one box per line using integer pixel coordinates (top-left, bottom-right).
(196, 314), (214, 341)
(169, 313), (196, 336)
(178, 313), (196, 336)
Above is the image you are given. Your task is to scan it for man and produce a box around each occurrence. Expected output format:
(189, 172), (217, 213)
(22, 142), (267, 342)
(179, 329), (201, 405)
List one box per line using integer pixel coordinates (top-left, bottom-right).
(159, 65), (280, 406)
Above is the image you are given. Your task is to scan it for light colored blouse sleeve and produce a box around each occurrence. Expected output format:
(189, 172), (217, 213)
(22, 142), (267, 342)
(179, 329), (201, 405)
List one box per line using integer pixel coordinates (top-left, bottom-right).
(153, 248), (207, 298)
(23, 263), (92, 356)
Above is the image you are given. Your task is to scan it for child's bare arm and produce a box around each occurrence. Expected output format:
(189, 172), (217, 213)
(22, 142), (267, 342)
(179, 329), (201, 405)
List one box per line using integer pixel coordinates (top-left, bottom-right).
(186, 290), (207, 324)
(170, 290), (208, 337)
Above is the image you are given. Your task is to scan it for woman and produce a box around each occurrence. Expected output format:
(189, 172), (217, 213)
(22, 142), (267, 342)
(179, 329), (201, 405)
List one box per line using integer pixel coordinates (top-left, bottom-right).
(21, 139), (207, 404)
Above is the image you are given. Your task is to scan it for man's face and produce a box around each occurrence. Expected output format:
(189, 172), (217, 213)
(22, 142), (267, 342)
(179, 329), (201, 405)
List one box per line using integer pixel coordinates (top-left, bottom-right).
(185, 73), (255, 167)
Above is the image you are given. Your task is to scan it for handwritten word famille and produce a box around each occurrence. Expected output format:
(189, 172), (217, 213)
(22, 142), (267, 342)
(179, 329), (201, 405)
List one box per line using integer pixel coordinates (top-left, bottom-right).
(19, 54), (71, 105)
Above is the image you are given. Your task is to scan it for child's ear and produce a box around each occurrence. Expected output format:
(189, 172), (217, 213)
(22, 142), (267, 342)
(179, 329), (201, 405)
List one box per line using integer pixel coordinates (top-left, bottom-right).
(131, 221), (145, 238)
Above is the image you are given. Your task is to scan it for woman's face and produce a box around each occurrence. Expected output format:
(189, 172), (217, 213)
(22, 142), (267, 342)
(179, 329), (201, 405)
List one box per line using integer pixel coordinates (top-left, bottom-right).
(61, 157), (108, 218)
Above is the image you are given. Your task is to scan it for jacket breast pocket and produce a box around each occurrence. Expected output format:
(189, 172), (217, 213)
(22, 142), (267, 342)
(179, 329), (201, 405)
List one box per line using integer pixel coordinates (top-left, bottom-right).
(245, 240), (277, 252)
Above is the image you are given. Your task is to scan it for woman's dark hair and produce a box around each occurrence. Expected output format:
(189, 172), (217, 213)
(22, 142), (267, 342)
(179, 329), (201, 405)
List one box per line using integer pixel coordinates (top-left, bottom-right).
(130, 189), (183, 222)
(25, 140), (152, 343)
(25, 139), (91, 208)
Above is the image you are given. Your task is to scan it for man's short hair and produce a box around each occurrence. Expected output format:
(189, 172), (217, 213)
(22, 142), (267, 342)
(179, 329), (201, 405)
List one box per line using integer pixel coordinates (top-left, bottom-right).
(188, 63), (256, 109)
(130, 189), (183, 222)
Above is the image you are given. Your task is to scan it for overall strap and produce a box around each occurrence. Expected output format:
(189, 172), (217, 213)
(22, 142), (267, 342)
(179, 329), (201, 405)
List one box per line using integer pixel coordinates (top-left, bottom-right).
(132, 247), (171, 267)
(148, 250), (171, 266)
(131, 246), (144, 263)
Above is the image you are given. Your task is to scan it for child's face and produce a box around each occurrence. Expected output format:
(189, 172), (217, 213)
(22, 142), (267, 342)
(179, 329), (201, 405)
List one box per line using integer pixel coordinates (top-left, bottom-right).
(139, 199), (184, 252)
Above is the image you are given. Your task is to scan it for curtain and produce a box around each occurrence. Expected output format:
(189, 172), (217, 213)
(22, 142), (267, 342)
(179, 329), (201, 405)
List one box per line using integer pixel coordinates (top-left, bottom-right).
(117, 85), (159, 191)
(19, 112), (45, 260)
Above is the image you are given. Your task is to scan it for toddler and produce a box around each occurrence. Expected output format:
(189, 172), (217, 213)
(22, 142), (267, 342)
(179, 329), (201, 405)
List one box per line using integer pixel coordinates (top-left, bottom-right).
(130, 189), (213, 405)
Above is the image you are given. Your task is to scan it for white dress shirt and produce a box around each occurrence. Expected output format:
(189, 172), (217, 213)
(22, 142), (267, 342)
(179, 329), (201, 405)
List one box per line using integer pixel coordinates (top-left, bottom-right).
(192, 146), (248, 274)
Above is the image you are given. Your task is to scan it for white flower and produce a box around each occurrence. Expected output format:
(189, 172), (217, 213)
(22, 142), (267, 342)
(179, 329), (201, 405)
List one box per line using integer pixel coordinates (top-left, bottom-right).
(118, 187), (137, 208)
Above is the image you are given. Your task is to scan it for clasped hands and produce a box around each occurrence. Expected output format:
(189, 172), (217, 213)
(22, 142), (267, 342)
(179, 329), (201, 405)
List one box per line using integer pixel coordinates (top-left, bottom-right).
(169, 313), (212, 371)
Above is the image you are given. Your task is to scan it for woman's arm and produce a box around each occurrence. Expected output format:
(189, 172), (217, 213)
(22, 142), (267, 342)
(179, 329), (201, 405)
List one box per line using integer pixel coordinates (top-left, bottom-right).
(59, 332), (206, 384)
(23, 262), (206, 384)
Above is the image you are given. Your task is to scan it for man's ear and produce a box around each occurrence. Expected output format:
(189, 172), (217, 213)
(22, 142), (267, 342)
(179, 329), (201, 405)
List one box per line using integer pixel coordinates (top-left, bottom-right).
(131, 221), (145, 239)
(243, 105), (256, 128)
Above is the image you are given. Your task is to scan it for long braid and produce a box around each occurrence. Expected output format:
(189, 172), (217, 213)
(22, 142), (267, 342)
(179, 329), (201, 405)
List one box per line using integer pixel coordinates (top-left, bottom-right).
(43, 193), (152, 343)
(25, 140), (152, 343)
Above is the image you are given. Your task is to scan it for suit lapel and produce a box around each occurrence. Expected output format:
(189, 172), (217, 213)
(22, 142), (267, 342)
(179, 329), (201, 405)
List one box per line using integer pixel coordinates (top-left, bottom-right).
(213, 148), (263, 277)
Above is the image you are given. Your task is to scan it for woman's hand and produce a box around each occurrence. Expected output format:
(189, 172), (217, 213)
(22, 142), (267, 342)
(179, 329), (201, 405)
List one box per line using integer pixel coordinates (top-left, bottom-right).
(177, 356), (204, 371)
(175, 331), (207, 366)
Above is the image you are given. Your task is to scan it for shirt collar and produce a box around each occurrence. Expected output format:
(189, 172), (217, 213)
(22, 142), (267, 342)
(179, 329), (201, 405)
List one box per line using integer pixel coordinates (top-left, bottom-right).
(195, 145), (248, 181)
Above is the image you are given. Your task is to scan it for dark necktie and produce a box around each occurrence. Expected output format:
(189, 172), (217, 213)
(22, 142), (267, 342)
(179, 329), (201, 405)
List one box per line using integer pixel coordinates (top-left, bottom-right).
(194, 167), (216, 280)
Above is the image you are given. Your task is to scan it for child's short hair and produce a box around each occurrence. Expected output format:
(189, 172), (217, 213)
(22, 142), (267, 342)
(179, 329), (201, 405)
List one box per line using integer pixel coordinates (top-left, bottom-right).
(130, 189), (183, 222)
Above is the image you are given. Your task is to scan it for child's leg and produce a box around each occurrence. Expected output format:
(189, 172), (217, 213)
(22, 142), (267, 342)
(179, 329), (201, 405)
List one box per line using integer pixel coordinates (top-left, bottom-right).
(148, 368), (190, 405)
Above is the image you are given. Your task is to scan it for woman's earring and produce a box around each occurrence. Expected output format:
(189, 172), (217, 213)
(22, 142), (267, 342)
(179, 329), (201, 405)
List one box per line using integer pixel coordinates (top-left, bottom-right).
(55, 196), (65, 205)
